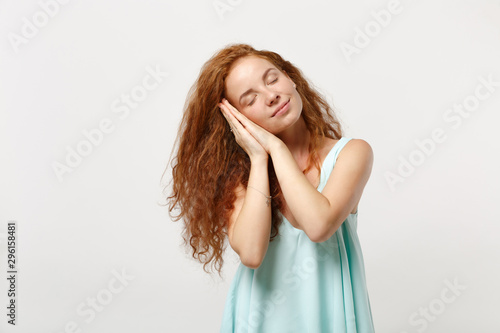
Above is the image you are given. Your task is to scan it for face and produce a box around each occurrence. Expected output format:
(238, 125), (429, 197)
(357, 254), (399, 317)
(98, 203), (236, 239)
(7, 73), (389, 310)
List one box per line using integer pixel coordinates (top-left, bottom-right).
(224, 55), (303, 135)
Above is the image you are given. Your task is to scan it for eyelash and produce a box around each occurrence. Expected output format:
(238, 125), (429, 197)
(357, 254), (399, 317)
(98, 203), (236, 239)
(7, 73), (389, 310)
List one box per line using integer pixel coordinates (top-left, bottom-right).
(248, 78), (278, 106)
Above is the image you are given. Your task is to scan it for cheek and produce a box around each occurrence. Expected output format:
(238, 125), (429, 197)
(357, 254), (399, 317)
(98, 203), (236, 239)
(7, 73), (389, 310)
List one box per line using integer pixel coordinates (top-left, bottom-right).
(246, 113), (264, 126)
(245, 112), (272, 130)
(293, 93), (303, 112)
(241, 107), (263, 122)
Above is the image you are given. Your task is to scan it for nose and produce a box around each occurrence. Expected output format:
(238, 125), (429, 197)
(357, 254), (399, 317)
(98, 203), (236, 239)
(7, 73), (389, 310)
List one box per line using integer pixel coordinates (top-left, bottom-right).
(266, 91), (280, 106)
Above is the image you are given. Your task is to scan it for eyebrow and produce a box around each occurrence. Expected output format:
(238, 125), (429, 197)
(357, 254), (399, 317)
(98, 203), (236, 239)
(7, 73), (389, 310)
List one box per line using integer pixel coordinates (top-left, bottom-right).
(238, 67), (276, 105)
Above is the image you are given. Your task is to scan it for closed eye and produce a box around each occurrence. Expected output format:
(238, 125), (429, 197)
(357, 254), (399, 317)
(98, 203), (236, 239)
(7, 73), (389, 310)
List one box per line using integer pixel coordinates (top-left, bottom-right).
(248, 95), (257, 106)
(248, 78), (278, 106)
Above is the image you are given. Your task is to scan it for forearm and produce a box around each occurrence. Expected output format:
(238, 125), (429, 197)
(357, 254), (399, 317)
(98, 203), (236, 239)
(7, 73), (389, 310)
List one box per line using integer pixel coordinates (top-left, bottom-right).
(269, 140), (331, 240)
(231, 156), (272, 268)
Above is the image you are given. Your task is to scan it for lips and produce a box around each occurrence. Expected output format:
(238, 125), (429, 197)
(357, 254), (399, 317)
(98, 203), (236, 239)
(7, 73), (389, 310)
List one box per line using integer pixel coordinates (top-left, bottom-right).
(272, 99), (290, 117)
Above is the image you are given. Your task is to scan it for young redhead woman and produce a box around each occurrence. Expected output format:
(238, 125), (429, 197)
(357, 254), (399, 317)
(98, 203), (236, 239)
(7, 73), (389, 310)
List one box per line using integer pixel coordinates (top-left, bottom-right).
(165, 43), (375, 332)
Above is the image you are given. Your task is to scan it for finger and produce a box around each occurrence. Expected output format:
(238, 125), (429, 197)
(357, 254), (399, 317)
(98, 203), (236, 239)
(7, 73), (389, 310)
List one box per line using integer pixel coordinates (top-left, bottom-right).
(222, 98), (245, 119)
(219, 103), (244, 133)
(221, 101), (268, 137)
(219, 103), (235, 127)
(224, 106), (245, 132)
(222, 99), (254, 129)
(220, 100), (271, 144)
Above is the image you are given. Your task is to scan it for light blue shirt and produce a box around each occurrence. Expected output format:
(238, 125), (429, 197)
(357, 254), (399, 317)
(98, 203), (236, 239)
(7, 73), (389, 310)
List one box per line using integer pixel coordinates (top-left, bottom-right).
(220, 137), (375, 333)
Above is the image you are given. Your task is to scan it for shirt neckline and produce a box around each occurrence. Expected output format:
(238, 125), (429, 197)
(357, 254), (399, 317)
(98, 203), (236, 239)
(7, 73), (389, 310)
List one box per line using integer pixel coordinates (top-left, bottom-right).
(278, 137), (347, 227)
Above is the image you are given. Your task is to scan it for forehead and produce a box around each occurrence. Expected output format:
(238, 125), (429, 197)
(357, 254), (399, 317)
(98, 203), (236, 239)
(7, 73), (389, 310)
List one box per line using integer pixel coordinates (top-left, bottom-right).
(226, 56), (277, 88)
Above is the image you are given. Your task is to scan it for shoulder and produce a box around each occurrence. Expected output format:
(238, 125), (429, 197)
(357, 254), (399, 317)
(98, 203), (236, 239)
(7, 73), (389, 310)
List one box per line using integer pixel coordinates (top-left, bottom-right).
(337, 138), (374, 172)
(343, 138), (373, 156)
(321, 138), (374, 198)
(322, 137), (373, 155)
(319, 137), (373, 166)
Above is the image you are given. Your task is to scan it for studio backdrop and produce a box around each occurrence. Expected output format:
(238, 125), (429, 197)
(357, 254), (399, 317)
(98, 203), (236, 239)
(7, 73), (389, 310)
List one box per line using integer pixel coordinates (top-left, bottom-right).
(1, 0), (499, 332)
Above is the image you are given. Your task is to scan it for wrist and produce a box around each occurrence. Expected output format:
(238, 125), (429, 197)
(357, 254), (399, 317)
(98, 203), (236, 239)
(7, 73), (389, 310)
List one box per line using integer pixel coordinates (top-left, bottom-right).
(249, 153), (268, 165)
(269, 137), (285, 156)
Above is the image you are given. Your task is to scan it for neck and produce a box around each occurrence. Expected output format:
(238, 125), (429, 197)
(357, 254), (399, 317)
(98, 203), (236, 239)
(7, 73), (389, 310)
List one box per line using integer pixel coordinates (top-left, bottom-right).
(276, 115), (311, 165)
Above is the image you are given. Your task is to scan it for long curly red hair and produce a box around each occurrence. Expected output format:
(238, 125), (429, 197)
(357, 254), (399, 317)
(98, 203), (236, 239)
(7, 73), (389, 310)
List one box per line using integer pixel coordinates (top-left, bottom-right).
(161, 43), (344, 278)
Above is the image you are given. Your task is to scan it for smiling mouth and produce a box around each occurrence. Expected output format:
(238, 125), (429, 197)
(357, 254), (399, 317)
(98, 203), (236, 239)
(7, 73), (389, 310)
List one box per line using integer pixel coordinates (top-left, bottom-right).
(272, 99), (290, 117)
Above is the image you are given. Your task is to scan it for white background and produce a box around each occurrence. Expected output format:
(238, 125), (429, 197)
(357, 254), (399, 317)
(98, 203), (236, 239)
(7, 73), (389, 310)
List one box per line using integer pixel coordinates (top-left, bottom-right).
(1, 0), (499, 332)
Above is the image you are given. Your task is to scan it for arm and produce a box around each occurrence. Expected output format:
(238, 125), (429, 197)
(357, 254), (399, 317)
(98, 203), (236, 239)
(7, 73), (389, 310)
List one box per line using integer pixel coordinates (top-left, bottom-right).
(218, 100), (273, 269)
(269, 138), (373, 242)
(218, 98), (373, 244)
(226, 156), (272, 269)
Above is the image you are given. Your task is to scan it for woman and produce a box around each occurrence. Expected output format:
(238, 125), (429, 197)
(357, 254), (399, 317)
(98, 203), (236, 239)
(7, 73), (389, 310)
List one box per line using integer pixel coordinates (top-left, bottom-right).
(165, 43), (375, 332)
